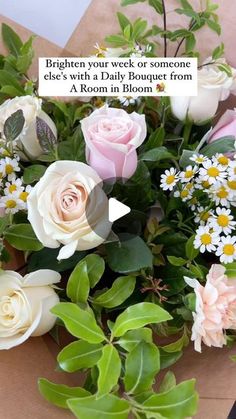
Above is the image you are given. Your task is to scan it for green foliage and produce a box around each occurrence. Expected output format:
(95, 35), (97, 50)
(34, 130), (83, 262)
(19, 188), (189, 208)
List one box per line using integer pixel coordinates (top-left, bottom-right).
(23, 165), (46, 184)
(38, 379), (90, 409)
(92, 275), (136, 308)
(3, 109), (25, 141)
(4, 223), (43, 251)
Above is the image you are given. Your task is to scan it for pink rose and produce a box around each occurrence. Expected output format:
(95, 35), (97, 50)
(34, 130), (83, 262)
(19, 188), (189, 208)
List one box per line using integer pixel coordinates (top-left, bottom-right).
(185, 264), (236, 352)
(208, 109), (236, 143)
(81, 106), (147, 180)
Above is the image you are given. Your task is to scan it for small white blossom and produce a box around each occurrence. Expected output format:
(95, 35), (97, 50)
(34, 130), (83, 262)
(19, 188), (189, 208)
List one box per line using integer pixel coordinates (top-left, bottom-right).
(199, 160), (227, 185)
(194, 226), (220, 253)
(216, 236), (236, 264)
(179, 165), (198, 183)
(208, 207), (236, 235)
(160, 168), (178, 191)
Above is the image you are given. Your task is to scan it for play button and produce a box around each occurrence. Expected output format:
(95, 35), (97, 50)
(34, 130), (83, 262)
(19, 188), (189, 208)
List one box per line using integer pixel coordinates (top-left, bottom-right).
(108, 198), (131, 222)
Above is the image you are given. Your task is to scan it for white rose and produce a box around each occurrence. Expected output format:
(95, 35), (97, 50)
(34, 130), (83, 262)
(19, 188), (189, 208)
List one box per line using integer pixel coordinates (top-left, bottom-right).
(27, 160), (111, 260)
(0, 269), (60, 350)
(0, 95), (57, 159)
(170, 59), (236, 124)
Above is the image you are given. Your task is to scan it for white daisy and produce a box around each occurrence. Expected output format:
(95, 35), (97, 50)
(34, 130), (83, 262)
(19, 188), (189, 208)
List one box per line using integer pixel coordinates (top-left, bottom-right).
(190, 154), (208, 165)
(4, 177), (23, 195)
(174, 185), (193, 201)
(18, 185), (32, 210)
(160, 168), (178, 191)
(209, 182), (232, 207)
(228, 160), (236, 180)
(199, 160), (227, 185)
(208, 207), (236, 235)
(212, 153), (230, 167)
(216, 236), (236, 264)
(179, 165), (198, 183)
(118, 96), (141, 107)
(0, 156), (20, 181)
(0, 194), (24, 214)
(194, 206), (213, 225)
(194, 226), (220, 253)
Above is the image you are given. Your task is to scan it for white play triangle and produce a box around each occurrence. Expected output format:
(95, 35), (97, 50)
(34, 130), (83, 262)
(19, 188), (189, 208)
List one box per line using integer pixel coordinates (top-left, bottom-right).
(108, 198), (131, 223)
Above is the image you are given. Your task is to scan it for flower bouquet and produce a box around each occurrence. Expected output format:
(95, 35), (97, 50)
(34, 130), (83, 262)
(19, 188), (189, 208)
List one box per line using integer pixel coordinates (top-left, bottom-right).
(0, 1), (236, 418)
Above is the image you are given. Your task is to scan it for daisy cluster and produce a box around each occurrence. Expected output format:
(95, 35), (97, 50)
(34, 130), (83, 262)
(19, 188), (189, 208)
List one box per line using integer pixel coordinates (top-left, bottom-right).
(0, 151), (31, 215)
(160, 153), (236, 264)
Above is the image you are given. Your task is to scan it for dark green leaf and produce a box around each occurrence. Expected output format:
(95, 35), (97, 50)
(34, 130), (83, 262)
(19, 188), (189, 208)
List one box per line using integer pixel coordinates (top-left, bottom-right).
(141, 146), (175, 164)
(159, 348), (183, 369)
(28, 247), (86, 273)
(2, 23), (23, 56)
(36, 116), (57, 153)
(201, 136), (235, 157)
(23, 164), (46, 184)
(4, 224), (43, 251)
(4, 109), (25, 142)
(0, 70), (25, 94)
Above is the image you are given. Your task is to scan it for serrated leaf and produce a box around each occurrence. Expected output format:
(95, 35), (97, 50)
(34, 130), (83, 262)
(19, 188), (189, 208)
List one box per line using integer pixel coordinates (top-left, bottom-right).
(51, 303), (106, 343)
(23, 164), (46, 184)
(124, 341), (160, 394)
(58, 340), (103, 372)
(3, 109), (25, 141)
(4, 224), (43, 251)
(112, 302), (172, 338)
(2, 23), (23, 56)
(67, 394), (130, 419)
(97, 344), (121, 395)
(93, 276), (136, 308)
(67, 260), (90, 304)
(38, 378), (90, 409)
(117, 327), (153, 352)
(142, 379), (198, 419)
(36, 116), (57, 153)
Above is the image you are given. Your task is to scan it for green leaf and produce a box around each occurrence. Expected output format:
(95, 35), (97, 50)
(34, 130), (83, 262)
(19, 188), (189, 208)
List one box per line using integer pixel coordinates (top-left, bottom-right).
(85, 254), (105, 288)
(0, 216), (10, 235)
(112, 302), (172, 338)
(67, 394), (130, 419)
(105, 35), (127, 47)
(201, 136), (235, 157)
(179, 0), (193, 10)
(4, 224), (43, 251)
(185, 235), (199, 260)
(97, 344), (121, 395)
(148, 0), (163, 14)
(106, 235), (153, 274)
(2, 23), (23, 56)
(28, 247), (86, 273)
(117, 327), (153, 352)
(217, 63), (233, 77)
(0, 85), (24, 97)
(36, 116), (57, 153)
(206, 19), (221, 35)
(144, 127), (165, 150)
(140, 147), (175, 164)
(159, 348), (183, 369)
(16, 36), (35, 73)
(124, 24), (132, 40)
(224, 262), (236, 278)
(121, 0), (145, 5)
(161, 333), (189, 353)
(132, 19), (148, 40)
(67, 260), (90, 304)
(167, 256), (187, 267)
(0, 70), (25, 94)
(117, 12), (131, 32)
(93, 276), (136, 308)
(159, 372), (176, 393)
(124, 341), (160, 394)
(185, 33), (196, 53)
(142, 379), (198, 419)
(51, 303), (106, 343)
(4, 109), (25, 141)
(58, 340), (103, 372)
(212, 43), (224, 60)
(38, 378), (90, 409)
(175, 8), (201, 25)
(23, 164), (46, 184)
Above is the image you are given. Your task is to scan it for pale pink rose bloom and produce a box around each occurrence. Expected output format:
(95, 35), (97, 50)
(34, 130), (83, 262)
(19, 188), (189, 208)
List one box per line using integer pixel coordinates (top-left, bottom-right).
(185, 264), (236, 352)
(81, 105), (147, 180)
(208, 109), (236, 143)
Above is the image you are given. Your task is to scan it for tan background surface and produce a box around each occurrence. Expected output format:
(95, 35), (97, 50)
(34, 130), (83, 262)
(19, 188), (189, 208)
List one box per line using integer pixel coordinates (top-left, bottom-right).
(0, 1), (236, 417)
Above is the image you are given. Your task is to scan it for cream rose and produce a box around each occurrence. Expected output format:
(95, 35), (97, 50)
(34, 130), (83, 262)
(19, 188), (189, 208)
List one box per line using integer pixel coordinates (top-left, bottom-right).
(0, 95), (57, 159)
(27, 160), (111, 260)
(0, 269), (60, 350)
(170, 59), (236, 124)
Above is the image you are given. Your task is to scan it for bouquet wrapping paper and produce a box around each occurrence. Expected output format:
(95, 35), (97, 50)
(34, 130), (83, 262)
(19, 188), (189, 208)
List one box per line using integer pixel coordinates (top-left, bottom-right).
(0, 1), (236, 418)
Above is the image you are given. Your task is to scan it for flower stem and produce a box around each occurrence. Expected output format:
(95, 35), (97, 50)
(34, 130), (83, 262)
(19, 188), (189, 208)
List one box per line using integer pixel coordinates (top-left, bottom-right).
(161, 0), (167, 57)
(183, 121), (193, 148)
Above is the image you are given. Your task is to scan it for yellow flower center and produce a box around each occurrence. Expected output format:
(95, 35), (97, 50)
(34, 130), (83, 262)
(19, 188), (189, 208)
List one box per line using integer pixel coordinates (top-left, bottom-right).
(218, 156), (229, 165)
(166, 175), (175, 185)
(181, 190), (189, 198)
(0, 172), (3, 179)
(186, 183), (193, 190)
(185, 170), (194, 179)
(200, 234), (212, 245)
(207, 167), (219, 178)
(202, 180), (210, 189)
(217, 214), (229, 227)
(228, 181), (236, 190)
(217, 187), (228, 199)
(196, 157), (204, 163)
(9, 185), (17, 193)
(6, 200), (16, 209)
(19, 192), (29, 202)
(200, 211), (210, 221)
(223, 244), (235, 256)
(5, 164), (14, 175)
